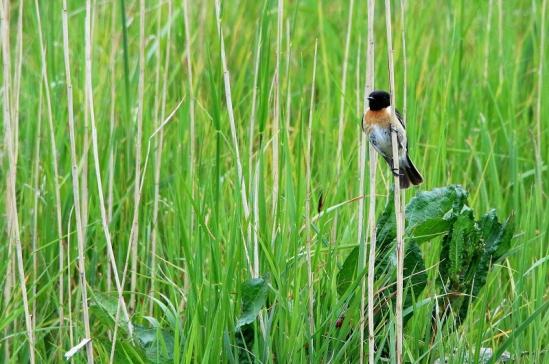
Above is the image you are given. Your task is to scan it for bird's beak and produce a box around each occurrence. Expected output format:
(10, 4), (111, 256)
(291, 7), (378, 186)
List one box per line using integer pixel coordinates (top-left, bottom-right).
(367, 96), (374, 101)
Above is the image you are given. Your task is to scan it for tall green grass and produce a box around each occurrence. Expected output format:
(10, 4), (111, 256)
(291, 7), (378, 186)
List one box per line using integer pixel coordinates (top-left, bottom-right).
(0, 0), (547, 362)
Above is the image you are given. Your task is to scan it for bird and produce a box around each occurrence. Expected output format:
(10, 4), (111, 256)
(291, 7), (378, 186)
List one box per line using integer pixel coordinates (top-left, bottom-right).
(362, 90), (423, 189)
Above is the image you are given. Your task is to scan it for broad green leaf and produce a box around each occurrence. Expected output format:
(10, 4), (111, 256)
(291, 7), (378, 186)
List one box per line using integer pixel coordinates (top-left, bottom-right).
(451, 207), (477, 285)
(438, 207), (515, 326)
(473, 212), (515, 298)
(236, 277), (269, 329)
(405, 185), (468, 242)
(438, 206), (478, 288)
(336, 185), (463, 297)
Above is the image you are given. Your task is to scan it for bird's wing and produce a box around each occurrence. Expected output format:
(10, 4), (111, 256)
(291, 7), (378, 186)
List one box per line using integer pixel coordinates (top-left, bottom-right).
(395, 108), (405, 129)
(393, 108), (408, 150)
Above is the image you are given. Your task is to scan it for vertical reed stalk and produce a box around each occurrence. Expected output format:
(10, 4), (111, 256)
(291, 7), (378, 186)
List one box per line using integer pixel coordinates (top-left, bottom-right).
(31, 82), (42, 339)
(248, 21), (263, 278)
(214, 0), (250, 220)
(66, 209), (74, 350)
(84, 0), (132, 338)
(214, 0), (257, 287)
(14, 0), (26, 332)
(12, 0), (23, 152)
(305, 40), (319, 357)
(1, 1), (35, 361)
(81, 121), (89, 239)
(365, 0), (377, 361)
(249, 29), (262, 277)
(248, 30), (262, 195)
(61, 0), (94, 361)
(107, 0), (120, 294)
(129, 0), (146, 312)
(384, 0), (405, 362)
(215, 0), (254, 286)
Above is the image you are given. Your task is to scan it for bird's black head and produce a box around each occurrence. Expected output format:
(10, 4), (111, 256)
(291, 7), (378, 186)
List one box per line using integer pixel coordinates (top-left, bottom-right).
(368, 90), (391, 111)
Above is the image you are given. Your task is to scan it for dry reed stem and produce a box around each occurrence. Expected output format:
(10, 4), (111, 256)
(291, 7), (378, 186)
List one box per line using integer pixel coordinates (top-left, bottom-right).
(81, 16), (90, 240)
(84, 0), (132, 340)
(32, 79), (43, 340)
(215, 0), (250, 219)
(107, 0), (121, 294)
(1, 1), (35, 361)
(12, 0), (23, 152)
(305, 39), (319, 356)
(249, 27), (262, 278)
(384, 0), (405, 362)
(248, 30), (262, 195)
(62, 0), (94, 360)
(66, 208), (75, 350)
(111, 98), (183, 363)
(214, 0), (255, 286)
(365, 0), (377, 361)
(358, 112), (368, 364)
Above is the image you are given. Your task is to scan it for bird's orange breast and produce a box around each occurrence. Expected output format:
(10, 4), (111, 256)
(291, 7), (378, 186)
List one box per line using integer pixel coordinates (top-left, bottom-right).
(364, 108), (392, 128)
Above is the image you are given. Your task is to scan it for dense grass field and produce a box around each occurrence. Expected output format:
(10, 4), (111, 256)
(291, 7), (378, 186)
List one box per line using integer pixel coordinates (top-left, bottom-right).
(1, 0), (548, 362)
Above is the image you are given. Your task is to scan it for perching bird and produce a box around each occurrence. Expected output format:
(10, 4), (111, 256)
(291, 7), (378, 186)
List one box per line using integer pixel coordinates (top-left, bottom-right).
(362, 90), (423, 189)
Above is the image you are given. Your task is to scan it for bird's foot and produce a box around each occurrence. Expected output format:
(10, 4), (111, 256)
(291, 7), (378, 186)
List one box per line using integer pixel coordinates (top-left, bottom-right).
(391, 168), (404, 177)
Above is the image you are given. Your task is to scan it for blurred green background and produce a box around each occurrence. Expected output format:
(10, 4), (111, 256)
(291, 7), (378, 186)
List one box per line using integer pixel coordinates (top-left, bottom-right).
(0, 0), (547, 362)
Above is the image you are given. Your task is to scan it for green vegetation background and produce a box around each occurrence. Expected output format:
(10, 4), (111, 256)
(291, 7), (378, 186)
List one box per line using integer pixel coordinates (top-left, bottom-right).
(1, 0), (547, 362)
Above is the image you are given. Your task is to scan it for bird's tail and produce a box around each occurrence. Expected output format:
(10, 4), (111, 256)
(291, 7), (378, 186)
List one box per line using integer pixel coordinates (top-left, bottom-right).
(399, 154), (423, 189)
